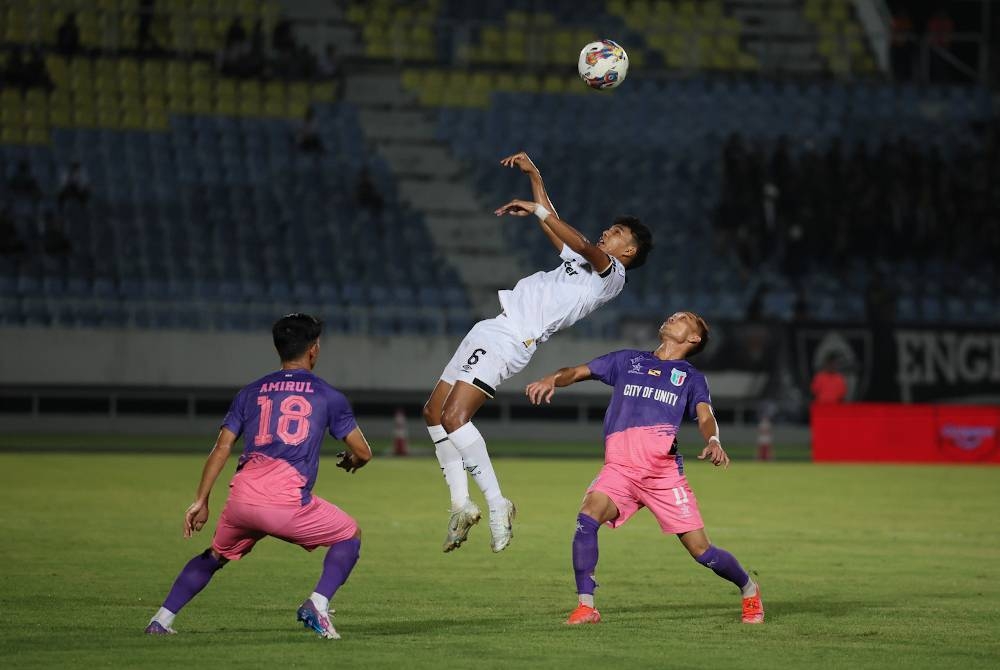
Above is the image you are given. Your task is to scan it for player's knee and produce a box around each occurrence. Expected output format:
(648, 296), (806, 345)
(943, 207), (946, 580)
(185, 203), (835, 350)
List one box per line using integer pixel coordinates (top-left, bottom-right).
(440, 406), (470, 434)
(422, 401), (441, 426)
(207, 548), (229, 566)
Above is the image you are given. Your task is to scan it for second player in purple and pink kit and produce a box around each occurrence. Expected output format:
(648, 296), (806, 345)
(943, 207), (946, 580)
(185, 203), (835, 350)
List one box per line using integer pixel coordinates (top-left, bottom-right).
(527, 311), (764, 625)
(145, 313), (372, 640)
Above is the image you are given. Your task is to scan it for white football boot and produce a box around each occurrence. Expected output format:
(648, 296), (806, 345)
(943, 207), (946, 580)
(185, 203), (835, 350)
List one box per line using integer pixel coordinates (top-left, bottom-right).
(488, 498), (517, 553)
(443, 499), (482, 552)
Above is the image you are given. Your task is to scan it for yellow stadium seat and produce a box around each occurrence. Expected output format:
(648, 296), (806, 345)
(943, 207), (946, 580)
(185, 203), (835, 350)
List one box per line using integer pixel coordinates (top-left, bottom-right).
(288, 82), (309, 102)
(310, 83), (334, 103)
(287, 99), (308, 118)
(401, 69), (423, 92)
(167, 93), (190, 113)
(25, 127), (50, 145)
(122, 107), (145, 130)
(514, 73), (540, 93)
(804, 0), (823, 22)
(494, 72), (517, 92)
(45, 54), (68, 83)
(503, 31), (527, 64)
(191, 96), (213, 114)
(238, 96), (261, 116)
(419, 70), (446, 106)
(264, 81), (286, 101)
(346, 4), (367, 24)
(49, 105), (71, 127)
(828, 1), (848, 22)
(262, 98), (286, 117)
(214, 97), (237, 116)
(238, 80), (261, 100)
(144, 109), (170, 131)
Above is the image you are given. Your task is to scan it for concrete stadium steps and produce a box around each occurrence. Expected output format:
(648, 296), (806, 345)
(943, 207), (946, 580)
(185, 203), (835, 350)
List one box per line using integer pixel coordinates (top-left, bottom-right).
(346, 70), (530, 317)
(726, 0), (825, 73)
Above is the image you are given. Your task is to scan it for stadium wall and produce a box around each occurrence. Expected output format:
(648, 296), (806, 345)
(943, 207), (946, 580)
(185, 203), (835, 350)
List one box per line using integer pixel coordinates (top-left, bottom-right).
(0, 327), (802, 445)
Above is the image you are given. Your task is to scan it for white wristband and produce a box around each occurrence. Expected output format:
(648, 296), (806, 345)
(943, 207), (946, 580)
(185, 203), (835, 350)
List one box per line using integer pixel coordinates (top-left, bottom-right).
(534, 204), (551, 221)
(708, 436), (721, 445)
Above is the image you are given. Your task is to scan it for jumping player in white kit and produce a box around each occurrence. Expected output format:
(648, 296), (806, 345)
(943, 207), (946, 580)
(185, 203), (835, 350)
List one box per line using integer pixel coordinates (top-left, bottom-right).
(422, 151), (654, 553)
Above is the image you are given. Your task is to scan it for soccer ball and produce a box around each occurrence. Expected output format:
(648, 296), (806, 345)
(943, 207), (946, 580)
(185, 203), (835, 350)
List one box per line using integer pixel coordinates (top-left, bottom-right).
(577, 40), (629, 90)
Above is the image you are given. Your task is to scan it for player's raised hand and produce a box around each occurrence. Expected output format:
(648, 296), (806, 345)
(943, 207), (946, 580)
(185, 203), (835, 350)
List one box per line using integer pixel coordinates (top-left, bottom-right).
(526, 376), (557, 405)
(184, 500), (209, 537)
(698, 440), (730, 469)
(495, 199), (536, 217)
(499, 151), (539, 175)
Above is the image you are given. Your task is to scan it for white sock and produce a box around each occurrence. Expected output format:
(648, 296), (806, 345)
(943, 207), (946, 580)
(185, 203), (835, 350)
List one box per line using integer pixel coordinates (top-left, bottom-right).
(429, 424), (469, 510)
(310, 592), (330, 613)
(153, 607), (176, 628)
(578, 594), (595, 608)
(448, 422), (504, 508)
(741, 579), (758, 598)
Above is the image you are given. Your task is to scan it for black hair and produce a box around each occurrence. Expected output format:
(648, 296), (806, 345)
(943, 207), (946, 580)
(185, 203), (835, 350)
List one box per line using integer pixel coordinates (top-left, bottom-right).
(688, 312), (710, 357)
(615, 215), (653, 270)
(272, 313), (323, 361)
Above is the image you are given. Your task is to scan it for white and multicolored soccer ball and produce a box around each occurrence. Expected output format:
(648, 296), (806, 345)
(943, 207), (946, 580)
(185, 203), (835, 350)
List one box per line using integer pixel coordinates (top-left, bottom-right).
(577, 40), (629, 90)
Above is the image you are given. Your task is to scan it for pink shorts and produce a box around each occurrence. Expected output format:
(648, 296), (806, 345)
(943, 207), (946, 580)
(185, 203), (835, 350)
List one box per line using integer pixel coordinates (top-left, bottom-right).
(588, 464), (704, 534)
(211, 495), (358, 561)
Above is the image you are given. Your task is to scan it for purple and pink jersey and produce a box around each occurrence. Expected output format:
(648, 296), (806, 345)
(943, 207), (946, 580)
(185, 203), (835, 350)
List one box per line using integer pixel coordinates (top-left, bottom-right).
(587, 350), (712, 483)
(221, 368), (357, 507)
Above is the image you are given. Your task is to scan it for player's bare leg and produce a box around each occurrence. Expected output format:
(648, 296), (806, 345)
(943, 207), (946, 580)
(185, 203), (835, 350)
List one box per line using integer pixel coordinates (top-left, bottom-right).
(441, 382), (515, 552)
(425, 381), (483, 551)
(566, 491), (619, 624)
(678, 528), (763, 624)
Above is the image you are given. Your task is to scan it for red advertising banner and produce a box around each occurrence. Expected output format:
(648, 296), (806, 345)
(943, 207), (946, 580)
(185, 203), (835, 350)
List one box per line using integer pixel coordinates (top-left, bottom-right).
(811, 403), (1000, 463)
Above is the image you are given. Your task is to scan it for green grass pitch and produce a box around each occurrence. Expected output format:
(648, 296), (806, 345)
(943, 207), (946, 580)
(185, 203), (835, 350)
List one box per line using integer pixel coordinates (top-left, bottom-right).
(1, 449), (998, 669)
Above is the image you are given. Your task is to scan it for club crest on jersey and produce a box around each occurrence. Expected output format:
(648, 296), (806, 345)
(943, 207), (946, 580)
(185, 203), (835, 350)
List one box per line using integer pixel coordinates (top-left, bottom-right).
(670, 369), (687, 386)
(647, 369), (661, 377)
(627, 356), (645, 375)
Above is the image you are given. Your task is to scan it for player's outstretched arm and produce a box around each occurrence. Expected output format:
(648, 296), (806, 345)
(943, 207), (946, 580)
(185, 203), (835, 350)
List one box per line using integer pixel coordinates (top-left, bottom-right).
(500, 151), (563, 252)
(495, 198), (612, 273)
(694, 402), (730, 469)
(184, 427), (238, 537)
(336, 426), (373, 474)
(526, 364), (593, 405)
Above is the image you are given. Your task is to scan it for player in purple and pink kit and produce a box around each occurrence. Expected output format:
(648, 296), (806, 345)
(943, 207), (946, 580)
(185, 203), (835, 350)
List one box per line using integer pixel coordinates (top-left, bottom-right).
(526, 311), (764, 625)
(144, 313), (372, 640)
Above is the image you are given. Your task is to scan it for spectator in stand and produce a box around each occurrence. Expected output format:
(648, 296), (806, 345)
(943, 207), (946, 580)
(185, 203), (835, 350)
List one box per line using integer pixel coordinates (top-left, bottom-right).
(41, 209), (72, 256)
(810, 355), (847, 404)
(0, 206), (27, 256)
(8, 159), (42, 201)
(889, 9), (915, 81)
(318, 44), (344, 98)
(295, 106), (324, 154)
(355, 167), (384, 216)
(4, 47), (52, 91)
(225, 17), (247, 51)
(137, 0), (160, 54)
(57, 161), (91, 210)
(926, 8), (955, 82)
(57, 13), (81, 57)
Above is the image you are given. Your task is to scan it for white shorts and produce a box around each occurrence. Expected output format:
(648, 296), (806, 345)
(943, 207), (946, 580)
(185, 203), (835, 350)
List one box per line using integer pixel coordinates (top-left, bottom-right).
(439, 315), (537, 397)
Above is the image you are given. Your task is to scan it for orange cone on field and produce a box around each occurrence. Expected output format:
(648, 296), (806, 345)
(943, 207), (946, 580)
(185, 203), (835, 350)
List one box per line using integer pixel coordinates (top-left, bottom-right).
(756, 416), (773, 461)
(393, 407), (409, 456)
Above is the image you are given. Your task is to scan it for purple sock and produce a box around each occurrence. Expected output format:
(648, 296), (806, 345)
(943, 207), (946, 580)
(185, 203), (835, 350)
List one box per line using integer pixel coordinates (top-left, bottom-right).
(572, 514), (601, 595)
(314, 537), (361, 599)
(162, 549), (223, 614)
(695, 545), (750, 590)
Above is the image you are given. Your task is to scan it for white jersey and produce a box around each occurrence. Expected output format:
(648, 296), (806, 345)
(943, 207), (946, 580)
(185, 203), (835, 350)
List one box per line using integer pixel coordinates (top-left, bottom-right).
(497, 244), (626, 344)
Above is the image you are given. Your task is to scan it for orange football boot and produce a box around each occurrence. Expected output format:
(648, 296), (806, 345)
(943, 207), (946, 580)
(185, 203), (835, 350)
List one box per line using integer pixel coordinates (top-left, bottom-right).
(565, 604), (602, 625)
(741, 585), (764, 624)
